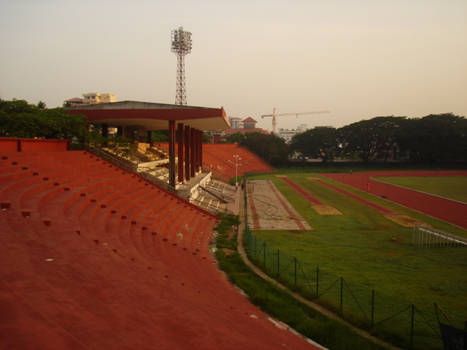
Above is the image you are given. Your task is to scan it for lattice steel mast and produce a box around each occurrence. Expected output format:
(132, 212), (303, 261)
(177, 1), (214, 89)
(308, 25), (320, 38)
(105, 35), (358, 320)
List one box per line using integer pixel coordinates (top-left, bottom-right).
(171, 27), (192, 105)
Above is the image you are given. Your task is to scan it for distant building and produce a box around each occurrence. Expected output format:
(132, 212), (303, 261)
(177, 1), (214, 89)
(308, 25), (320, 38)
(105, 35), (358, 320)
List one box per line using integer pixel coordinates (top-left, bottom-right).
(229, 117), (243, 129)
(277, 124), (308, 144)
(63, 93), (117, 108)
(219, 116), (269, 141)
(63, 97), (85, 107)
(242, 117), (257, 129)
(83, 93), (117, 104)
(297, 124), (308, 132)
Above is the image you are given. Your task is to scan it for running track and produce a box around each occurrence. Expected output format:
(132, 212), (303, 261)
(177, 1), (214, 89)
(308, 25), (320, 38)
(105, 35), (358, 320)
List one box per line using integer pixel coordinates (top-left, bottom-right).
(323, 170), (467, 229)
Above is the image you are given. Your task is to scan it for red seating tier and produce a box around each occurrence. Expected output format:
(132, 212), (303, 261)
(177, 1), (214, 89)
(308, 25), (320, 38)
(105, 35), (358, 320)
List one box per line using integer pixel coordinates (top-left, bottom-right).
(156, 143), (274, 181)
(0, 150), (315, 350)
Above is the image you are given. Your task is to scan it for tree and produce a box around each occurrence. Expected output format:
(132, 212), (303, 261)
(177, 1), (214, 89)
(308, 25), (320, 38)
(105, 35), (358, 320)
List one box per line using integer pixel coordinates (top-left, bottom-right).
(221, 132), (245, 144)
(151, 130), (168, 142)
(0, 99), (88, 141)
(398, 114), (467, 162)
(240, 132), (288, 166)
(338, 116), (408, 162)
(290, 127), (337, 163)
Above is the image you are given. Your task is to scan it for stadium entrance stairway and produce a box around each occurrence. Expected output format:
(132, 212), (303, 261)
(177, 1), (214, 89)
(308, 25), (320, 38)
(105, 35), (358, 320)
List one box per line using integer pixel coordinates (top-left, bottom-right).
(92, 143), (239, 215)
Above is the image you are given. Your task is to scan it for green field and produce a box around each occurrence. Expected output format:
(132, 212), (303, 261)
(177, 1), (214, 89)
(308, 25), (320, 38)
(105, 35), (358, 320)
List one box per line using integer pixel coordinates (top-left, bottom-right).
(377, 176), (467, 203)
(246, 173), (467, 350)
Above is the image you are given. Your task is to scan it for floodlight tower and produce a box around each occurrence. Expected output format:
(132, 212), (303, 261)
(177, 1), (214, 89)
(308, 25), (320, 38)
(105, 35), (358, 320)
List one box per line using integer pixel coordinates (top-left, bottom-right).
(171, 26), (192, 105)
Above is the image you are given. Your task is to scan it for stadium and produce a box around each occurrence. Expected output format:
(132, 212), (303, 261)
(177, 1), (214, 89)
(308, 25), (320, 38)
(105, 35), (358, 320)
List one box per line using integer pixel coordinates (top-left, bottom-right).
(1, 99), (466, 350)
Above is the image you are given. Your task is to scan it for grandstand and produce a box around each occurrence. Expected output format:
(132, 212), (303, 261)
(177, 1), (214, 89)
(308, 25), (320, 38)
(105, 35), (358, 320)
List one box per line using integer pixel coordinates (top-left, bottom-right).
(0, 143), (315, 349)
(157, 143), (274, 182)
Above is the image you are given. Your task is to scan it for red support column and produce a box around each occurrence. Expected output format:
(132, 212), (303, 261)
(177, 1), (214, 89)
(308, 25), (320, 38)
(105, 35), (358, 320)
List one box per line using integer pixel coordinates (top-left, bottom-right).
(194, 130), (198, 172)
(190, 128), (195, 177)
(185, 126), (190, 181)
(177, 123), (184, 183)
(146, 130), (152, 144)
(200, 131), (203, 172)
(168, 120), (176, 188)
(196, 130), (201, 172)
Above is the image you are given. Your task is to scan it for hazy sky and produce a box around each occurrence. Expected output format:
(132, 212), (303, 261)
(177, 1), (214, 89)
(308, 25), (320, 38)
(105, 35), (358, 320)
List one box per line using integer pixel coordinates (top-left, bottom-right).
(1, 0), (466, 131)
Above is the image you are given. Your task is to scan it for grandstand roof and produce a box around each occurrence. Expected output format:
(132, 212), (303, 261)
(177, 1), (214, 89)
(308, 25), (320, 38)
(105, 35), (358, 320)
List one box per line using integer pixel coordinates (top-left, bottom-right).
(67, 100), (230, 131)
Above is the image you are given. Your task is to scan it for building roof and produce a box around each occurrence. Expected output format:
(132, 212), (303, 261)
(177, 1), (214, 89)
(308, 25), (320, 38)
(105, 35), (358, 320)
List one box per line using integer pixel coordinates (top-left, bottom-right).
(65, 97), (84, 102)
(67, 100), (230, 131)
(242, 117), (257, 123)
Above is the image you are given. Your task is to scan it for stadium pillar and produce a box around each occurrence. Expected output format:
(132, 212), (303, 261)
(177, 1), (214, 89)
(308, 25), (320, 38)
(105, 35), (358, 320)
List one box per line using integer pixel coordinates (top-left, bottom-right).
(117, 126), (123, 137)
(168, 120), (176, 188)
(194, 130), (199, 173)
(197, 130), (202, 172)
(102, 123), (109, 138)
(102, 123), (108, 146)
(190, 128), (195, 177)
(177, 123), (184, 183)
(146, 130), (152, 144)
(200, 131), (203, 172)
(184, 125), (191, 181)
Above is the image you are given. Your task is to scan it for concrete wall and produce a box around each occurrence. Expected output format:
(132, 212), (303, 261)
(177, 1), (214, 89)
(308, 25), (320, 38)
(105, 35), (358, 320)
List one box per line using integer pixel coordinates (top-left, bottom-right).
(0, 138), (69, 152)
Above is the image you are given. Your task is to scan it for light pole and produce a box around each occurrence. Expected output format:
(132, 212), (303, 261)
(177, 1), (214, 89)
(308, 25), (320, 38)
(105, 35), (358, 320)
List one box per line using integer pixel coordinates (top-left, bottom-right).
(233, 154), (241, 188)
(171, 27), (192, 105)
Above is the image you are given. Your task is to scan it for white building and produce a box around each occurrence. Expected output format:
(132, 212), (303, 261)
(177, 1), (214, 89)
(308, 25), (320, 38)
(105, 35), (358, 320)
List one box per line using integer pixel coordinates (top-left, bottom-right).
(228, 117), (243, 129)
(277, 124), (308, 143)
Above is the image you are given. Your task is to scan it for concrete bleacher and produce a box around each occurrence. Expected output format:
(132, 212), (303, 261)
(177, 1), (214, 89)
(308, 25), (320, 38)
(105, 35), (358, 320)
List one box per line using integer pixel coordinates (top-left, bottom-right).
(157, 143), (274, 182)
(0, 149), (313, 349)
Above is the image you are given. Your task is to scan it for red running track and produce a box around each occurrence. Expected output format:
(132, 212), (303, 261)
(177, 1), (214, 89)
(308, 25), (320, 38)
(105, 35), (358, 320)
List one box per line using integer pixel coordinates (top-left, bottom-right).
(312, 179), (393, 215)
(0, 151), (317, 350)
(278, 176), (324, 205)
(323, 170), (467, 229)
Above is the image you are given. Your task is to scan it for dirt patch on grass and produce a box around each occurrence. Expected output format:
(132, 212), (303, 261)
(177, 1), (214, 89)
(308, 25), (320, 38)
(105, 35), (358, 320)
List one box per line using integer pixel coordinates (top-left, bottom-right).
(227, 227), (236, 240)
(385, 214), (430, 228)
(312, 204), (342, 215)
(306, 177), (321, 181)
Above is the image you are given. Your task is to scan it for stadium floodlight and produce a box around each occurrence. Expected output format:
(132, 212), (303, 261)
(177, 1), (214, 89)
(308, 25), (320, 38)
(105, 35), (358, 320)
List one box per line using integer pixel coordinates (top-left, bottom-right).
(171, 27), (192, 105)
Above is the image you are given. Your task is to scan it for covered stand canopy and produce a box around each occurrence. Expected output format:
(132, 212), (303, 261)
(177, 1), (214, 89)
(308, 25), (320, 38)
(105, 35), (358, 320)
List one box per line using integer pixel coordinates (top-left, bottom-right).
(68, 101), (230, 188)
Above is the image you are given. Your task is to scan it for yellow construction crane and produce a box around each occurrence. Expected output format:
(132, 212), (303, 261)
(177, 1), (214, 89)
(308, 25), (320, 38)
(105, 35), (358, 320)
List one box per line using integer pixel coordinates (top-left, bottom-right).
(261, 108), (330, 134)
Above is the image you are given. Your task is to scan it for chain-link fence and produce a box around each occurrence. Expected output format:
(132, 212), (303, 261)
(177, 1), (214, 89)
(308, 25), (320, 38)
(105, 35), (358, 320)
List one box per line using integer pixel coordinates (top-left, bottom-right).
(242, 177), (465, 350)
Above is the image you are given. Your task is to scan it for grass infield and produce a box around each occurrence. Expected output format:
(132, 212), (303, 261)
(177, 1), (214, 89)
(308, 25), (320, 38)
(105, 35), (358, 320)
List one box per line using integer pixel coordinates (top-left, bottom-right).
(246, 172), (467, 349)
(376, 176), (467, 203)
(215, 213), (386, 350)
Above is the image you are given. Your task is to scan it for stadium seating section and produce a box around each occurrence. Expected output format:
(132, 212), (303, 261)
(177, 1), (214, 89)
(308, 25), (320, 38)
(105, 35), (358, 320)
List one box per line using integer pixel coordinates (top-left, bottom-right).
(156, 143), (274, 181)
(0, 149), (312, 349)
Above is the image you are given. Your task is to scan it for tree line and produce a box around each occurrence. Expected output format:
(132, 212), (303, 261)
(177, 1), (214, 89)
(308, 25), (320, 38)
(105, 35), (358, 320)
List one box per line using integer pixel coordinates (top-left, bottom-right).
(223, 113), (467, 165)
(1, 99), (465, 165)
(0, 99), (87, 141)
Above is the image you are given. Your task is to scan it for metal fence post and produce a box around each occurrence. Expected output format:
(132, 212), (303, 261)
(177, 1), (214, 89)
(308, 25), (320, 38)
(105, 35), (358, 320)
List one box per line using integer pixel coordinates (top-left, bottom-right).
(277, 249), (280, 277)
(316, 266), (319, 298)
(410, 304), (415, 349)
(370, 289), (375, 329)
(294, 257), (297, 287)
(340, 277), (344, 315)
